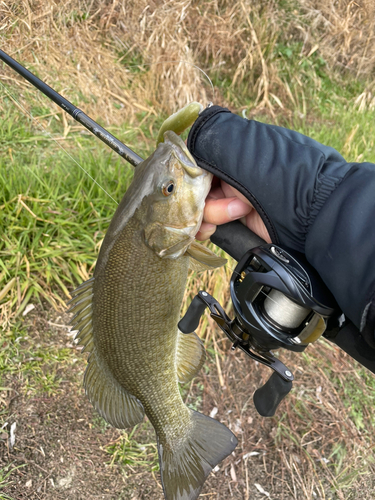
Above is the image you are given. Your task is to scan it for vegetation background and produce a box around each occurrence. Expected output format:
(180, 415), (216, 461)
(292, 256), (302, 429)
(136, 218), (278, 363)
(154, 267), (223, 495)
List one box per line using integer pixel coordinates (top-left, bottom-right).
(1, 0), (375, 499)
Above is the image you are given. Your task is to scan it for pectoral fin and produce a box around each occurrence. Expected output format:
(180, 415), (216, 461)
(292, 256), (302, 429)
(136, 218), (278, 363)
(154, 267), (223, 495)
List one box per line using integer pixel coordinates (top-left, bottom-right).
(187, 242), (227, 271)
(144, 223), (193, 259)
(176, 330), (206, 384)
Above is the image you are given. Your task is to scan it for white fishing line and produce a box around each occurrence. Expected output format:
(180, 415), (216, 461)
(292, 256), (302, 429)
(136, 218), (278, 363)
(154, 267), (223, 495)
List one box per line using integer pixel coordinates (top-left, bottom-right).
(0, 81), (119, 205)
(124, 59), (215, 104)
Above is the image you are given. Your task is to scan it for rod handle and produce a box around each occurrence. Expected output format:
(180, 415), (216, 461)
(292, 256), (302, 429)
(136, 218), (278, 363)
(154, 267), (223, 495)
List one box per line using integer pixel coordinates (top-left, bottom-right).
(210, 221), (265, 261)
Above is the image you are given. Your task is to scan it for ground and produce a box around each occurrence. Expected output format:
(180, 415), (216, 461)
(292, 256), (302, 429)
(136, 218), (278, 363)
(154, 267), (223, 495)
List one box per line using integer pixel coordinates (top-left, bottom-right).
(1, 302), (374, 500)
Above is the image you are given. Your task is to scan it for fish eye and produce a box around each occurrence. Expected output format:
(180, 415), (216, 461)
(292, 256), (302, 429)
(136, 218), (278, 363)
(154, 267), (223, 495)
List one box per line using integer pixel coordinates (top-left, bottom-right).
(162, 180), (175, 196)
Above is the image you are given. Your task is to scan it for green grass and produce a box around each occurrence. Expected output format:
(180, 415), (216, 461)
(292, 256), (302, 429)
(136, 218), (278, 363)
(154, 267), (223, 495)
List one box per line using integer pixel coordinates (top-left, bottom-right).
(335, 367), (375, 430)
(106, 424), (159, 472)
(0, 319), (72, 395)
(0, 96), (140, 314)
(0, 464), (24, 500)
(179, 379), (204, 412)
(117, 47), (146, 74)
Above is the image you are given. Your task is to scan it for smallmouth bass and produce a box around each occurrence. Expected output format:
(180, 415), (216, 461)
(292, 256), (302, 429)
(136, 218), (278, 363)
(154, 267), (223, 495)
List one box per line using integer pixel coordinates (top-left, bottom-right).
(68, 131), (237, 500)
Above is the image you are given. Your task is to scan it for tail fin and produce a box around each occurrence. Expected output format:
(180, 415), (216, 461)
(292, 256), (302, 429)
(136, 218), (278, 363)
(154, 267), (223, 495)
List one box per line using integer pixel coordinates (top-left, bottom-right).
(158, 410), (237, 500)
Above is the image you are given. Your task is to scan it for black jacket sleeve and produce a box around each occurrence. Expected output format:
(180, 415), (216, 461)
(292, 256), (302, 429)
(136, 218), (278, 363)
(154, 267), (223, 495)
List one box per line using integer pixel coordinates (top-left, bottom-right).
(187, 106), (375, 349)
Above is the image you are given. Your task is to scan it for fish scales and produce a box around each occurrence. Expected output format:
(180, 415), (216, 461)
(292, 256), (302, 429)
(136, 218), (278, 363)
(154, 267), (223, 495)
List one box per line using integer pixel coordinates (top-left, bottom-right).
(93, 211), (192, 442)
(69, 131), (238, 500)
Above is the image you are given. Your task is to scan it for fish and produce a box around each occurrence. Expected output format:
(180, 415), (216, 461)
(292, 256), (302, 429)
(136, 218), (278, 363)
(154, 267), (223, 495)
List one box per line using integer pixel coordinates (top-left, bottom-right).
(68, 130), (238, 500)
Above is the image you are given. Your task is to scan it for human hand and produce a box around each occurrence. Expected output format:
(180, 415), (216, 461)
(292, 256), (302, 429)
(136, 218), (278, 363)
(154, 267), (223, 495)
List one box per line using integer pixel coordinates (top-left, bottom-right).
(196, 177), (271, 243)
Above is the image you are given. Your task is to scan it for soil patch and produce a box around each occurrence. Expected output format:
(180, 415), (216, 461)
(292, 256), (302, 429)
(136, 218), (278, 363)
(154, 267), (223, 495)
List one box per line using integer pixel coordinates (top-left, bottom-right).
(1, 306), (374, 500)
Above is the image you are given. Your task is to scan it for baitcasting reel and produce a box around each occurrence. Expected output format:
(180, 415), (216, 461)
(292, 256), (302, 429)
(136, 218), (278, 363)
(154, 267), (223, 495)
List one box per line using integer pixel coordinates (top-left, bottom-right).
(178, 228), (339, 417)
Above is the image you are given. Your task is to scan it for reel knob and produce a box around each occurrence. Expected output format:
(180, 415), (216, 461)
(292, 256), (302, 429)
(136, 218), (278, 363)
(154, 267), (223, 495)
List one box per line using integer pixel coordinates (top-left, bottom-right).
(253, 371), (293, 417)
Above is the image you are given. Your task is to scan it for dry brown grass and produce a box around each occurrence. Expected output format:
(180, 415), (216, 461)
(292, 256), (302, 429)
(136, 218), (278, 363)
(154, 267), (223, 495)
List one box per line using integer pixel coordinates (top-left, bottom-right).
(2, 0), (375, 124)
(183, 254), (375, 499)
(197, 334), (375, 500)
(301, 0), (375, 76)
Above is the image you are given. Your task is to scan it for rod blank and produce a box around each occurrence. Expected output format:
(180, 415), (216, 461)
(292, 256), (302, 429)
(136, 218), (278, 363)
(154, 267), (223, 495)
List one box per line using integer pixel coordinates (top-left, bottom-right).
(0, 49), (143, 167)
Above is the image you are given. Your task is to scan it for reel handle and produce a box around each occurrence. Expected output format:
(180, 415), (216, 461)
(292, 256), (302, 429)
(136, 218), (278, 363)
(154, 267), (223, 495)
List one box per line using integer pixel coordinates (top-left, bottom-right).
(253, 371), (293, 417)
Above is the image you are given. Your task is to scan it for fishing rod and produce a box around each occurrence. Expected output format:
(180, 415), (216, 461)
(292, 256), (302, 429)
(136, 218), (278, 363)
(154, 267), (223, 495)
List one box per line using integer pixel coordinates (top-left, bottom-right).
(0, 49), (294, 415)
(0, 49), (143, 167)
(3, 48), (372, 418)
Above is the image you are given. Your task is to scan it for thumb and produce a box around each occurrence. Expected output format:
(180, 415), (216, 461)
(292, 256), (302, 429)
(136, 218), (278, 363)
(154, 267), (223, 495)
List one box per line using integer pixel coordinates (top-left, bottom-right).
(203, 197), (252, 225)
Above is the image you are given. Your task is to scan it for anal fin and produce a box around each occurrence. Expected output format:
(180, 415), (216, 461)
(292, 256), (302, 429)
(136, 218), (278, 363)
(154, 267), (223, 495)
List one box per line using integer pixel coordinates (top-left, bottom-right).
(84, 351), (144, 429)
(176, 330), (206, 384)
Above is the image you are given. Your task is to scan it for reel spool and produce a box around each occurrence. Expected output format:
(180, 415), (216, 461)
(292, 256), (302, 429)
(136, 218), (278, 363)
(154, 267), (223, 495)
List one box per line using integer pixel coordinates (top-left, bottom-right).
(231, 244), (338, 353)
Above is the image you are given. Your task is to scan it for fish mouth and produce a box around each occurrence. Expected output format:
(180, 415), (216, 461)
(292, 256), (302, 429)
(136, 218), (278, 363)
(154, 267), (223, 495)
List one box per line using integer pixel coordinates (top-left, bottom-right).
(173, 148), (203, 178)
(164, 132), (204, 178)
